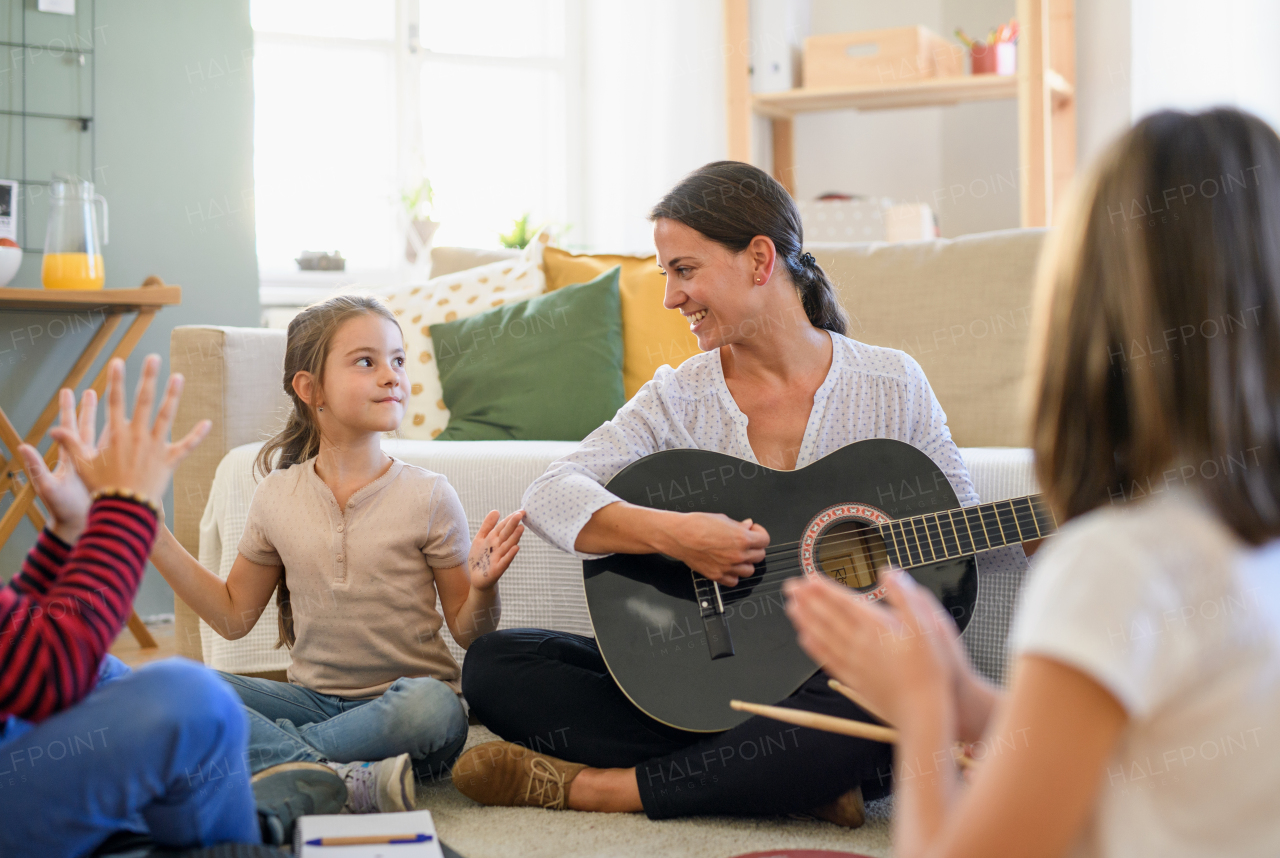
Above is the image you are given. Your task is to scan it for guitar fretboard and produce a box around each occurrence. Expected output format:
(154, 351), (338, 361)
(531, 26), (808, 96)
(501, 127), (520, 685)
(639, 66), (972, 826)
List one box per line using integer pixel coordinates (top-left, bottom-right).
(876, 495), (1057, 569)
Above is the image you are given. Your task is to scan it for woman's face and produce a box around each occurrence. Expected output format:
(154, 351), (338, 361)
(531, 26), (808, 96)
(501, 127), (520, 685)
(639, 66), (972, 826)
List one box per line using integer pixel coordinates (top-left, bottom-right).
(654, 217), (771, 352)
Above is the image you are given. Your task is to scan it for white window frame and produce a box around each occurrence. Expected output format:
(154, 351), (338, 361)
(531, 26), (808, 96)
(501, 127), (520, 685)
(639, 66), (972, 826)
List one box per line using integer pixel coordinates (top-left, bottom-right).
(256, 0), (584, 308)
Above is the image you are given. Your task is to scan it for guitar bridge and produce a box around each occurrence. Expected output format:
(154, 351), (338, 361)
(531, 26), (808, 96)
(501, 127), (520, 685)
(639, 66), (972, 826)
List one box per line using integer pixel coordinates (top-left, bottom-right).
(694, 577), (735, 660)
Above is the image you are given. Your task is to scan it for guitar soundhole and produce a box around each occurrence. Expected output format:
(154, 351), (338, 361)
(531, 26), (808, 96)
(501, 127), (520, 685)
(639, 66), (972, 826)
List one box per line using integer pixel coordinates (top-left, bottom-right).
(816, 520), (890, 594)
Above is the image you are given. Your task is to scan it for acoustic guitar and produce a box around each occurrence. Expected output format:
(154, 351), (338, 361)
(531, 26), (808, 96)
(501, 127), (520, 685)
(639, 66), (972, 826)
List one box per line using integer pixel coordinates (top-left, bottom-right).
(582, 439), (1056, 732)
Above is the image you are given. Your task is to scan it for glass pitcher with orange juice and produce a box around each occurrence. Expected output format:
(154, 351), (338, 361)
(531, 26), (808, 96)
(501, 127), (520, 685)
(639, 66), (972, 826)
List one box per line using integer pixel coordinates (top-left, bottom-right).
(41, 174), (108, 290)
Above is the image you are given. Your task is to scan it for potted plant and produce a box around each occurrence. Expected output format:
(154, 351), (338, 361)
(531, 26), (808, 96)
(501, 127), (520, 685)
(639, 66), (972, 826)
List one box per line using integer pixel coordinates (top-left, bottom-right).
(402, 178), (438, 264)
(499, 212), (540, 249)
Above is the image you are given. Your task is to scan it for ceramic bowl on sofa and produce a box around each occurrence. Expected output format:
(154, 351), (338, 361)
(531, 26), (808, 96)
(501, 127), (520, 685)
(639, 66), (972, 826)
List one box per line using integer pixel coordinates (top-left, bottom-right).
(0, 245), (22, 287)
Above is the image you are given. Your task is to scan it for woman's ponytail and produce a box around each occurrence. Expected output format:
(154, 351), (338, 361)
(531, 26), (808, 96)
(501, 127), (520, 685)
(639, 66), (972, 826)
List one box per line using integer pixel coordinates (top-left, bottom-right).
(784, 251), (848, 336)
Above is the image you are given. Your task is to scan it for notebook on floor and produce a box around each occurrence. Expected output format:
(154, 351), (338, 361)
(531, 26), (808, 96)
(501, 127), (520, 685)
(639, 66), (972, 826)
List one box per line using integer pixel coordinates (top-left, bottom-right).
(295, 809), (444, 858)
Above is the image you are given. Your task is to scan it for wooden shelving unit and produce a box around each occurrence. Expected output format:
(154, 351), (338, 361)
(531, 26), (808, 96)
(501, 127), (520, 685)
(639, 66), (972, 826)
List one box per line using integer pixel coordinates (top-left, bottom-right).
(723, 0), (1076, 228)
(753, 74), (1019, 118)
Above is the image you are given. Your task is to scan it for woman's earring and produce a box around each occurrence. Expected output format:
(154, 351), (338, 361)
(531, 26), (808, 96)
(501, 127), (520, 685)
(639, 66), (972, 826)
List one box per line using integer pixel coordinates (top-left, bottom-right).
(317, 407), (323, 412)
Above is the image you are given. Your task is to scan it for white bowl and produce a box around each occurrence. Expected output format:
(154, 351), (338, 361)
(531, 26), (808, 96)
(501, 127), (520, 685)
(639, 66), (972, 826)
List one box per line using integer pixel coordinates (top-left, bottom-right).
(0, 246), (22, 287)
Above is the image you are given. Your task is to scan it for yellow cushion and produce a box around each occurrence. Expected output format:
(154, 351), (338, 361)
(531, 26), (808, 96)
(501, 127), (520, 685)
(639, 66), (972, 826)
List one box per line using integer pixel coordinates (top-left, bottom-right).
(543, 246), (701, 399)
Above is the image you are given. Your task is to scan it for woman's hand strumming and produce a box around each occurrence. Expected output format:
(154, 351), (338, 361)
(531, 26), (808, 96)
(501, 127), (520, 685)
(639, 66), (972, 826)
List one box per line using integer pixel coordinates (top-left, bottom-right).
(669, 512), (770, 587)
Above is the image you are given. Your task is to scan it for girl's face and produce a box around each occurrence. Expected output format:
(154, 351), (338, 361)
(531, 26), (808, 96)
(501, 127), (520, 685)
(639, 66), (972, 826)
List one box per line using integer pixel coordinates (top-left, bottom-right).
(313, 314), (408, 433)
(654, 217), (774, 352)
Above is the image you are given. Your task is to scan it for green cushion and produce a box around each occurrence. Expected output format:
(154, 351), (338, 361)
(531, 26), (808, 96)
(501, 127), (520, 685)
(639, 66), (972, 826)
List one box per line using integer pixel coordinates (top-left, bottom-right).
(430, 266), (624, 441)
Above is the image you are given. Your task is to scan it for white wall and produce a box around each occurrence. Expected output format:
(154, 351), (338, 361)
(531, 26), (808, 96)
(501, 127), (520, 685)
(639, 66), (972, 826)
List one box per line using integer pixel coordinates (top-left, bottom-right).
(1075, 0), (1132, 165)
(579, 0), (727, 254)
(1130, 0), (1280, 130)
(1076, 0), (1280, 170)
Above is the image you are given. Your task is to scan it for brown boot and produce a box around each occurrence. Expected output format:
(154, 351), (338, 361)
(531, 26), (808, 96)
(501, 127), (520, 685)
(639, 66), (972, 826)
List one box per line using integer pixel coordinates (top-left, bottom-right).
(809, 785), (866, 828)
(451, 740), (587, 810)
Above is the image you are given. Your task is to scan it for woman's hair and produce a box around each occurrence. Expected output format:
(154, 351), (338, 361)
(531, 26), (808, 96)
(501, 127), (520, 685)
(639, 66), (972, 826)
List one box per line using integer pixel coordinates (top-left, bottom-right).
(254, 294), (402, 647)
(649, 161), (848, 335)
(1029, 108), (1280, 544)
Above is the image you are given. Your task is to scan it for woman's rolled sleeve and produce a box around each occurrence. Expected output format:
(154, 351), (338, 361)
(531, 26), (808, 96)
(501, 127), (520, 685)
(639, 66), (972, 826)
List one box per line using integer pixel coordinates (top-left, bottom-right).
(523, 379), (676, 558)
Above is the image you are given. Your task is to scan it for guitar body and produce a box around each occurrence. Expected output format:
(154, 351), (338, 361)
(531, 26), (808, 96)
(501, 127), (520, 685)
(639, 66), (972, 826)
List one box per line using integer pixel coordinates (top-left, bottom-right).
(583, 439), (977, 733)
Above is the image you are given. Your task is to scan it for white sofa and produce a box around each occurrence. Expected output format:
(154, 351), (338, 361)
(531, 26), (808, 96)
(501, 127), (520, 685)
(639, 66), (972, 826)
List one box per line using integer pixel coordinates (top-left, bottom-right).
(170, 229), (1046, 684)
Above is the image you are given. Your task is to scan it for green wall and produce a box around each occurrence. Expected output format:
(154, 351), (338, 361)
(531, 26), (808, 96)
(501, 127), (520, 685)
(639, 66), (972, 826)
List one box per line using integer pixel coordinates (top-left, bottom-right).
(0, 0), (259, 617)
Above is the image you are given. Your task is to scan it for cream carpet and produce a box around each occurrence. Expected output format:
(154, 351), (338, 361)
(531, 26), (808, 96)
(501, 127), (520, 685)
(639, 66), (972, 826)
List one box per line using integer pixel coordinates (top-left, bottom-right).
(413, 727), (894, 858)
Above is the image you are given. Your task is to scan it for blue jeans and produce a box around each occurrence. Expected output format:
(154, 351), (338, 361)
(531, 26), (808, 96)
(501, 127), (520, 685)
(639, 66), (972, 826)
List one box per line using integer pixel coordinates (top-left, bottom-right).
(0, 656), (259, 857)
(217, 673), (468, 783)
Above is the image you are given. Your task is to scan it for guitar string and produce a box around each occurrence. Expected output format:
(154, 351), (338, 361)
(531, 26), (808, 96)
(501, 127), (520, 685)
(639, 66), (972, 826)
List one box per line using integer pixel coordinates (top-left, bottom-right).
(753, 516), (1022, 561)
(697, 541), (997, 604)
(720, 547), (902, 600)
(649, 505), (1046, 603)
(742, 500), (1045, 556)
(683, 522), (1020, 595)
(691, 544), (896, 600)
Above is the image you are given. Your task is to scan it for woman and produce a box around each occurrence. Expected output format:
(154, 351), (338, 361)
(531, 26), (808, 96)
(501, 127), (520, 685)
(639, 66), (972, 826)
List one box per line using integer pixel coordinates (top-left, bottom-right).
(453, 161), (1027, 823)
(787, 108), (1280, 856)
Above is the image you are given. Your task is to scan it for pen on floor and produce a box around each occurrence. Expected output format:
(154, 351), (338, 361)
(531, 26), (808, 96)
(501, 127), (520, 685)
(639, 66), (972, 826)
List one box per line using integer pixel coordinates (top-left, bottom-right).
(305, 833), (433, 846)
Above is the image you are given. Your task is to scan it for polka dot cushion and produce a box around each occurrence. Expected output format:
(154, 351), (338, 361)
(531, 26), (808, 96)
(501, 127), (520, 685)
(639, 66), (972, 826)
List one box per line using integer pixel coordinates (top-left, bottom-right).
(385, 230), (551, 439)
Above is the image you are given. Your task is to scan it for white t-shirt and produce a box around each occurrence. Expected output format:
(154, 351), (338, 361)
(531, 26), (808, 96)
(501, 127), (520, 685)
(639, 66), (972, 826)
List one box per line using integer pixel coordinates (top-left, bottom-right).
(1010, 486), (1280, 858)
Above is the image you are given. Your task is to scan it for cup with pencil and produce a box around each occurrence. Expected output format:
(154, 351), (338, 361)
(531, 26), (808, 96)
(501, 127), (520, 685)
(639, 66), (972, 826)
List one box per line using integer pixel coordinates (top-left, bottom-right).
(957, 19), (1018, 75)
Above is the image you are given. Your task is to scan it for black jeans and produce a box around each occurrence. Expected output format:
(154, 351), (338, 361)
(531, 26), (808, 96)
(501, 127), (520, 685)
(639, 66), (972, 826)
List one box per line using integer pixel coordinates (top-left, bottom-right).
(461, 628), (894, 820)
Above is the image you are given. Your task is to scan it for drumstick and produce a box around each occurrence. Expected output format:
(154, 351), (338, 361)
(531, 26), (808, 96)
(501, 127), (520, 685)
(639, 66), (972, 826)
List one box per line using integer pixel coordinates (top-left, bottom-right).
(828, 678), (891, 725)
(729, 699), (976, 769)
(730, 699), (899, 742)
(826, 680), (976, 769)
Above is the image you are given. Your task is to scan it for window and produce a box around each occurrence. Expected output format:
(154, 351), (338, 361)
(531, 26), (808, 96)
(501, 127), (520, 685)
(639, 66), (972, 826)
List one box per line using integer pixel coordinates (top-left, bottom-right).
(418, 0), (574, 250)
(251, 0), (579, 291)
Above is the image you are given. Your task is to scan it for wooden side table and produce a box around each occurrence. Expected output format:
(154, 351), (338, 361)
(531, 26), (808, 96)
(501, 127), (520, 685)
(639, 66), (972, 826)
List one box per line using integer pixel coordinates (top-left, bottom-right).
(0, 277), (182, 648)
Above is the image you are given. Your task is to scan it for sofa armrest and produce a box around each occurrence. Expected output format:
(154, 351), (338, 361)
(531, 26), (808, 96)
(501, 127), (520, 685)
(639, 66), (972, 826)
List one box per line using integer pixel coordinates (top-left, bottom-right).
(170, 325), (289, 660)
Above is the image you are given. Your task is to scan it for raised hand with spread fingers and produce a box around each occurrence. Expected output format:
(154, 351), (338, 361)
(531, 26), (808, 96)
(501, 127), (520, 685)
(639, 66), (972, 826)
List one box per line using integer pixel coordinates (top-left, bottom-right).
(16, 387), (102, 544)
(51, 355), (211, 510)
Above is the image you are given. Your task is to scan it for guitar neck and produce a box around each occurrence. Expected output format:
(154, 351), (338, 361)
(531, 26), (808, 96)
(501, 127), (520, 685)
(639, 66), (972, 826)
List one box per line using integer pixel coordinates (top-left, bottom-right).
(876, 495), (1057, 570)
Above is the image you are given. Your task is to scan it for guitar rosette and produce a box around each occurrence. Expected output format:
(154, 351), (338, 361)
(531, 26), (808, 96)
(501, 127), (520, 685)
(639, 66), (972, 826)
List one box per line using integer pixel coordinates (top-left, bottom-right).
(800, 502), (894, 601)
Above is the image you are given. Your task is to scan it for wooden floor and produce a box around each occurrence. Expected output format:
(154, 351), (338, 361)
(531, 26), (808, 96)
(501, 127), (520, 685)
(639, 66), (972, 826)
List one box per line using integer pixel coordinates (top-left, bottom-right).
(109, 621), (178, 668)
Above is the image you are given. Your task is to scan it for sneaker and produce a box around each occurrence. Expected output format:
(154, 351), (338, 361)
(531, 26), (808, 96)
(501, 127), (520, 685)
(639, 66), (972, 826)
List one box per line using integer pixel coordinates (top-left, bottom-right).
(450, 740), (586, 810)
(250, 761), (347, 846)
(325, 754), (415, 814)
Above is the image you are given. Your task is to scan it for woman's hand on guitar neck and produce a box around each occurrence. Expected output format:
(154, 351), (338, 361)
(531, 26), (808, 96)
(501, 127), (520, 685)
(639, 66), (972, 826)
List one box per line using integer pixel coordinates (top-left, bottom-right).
(664, 512), (770, 587)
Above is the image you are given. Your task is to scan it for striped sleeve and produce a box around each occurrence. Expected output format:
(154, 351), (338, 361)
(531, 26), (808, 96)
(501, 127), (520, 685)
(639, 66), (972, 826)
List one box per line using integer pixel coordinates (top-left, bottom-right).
(0, 498), (157, 722)
(6, 529), (71, 598)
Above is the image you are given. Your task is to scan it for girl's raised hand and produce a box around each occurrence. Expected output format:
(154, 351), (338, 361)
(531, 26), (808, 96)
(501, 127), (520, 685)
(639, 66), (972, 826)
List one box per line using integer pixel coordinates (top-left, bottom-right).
(783, 570), (956, 730)
(467, 509), (525, 591)
(51, 356), (212, 507)
(16, 387), (101, 544)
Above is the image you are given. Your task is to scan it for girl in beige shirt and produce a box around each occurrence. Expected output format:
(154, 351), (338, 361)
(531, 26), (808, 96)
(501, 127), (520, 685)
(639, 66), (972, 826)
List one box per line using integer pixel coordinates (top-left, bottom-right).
(150, 295), (525, 814)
